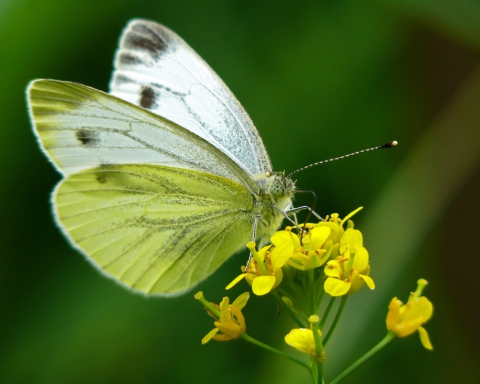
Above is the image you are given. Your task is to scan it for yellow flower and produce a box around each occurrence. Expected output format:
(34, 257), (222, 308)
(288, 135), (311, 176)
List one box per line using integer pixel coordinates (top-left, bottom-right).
(200, 292), (250, 344)
(281, 226), (333, 270)
(253, 220), (337, 273)
(323, 228), (374, 296)
(226, 242), (289, 295)
(386, 279), (433, 350)
(311, 207), (363, 255)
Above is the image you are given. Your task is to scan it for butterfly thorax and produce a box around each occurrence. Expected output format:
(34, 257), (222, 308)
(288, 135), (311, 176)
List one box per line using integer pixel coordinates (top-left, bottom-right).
(254, 172), (295, 244)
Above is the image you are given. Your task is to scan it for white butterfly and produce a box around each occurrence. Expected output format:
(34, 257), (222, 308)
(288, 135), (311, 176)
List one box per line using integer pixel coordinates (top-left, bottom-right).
(27, 19), (297, 296)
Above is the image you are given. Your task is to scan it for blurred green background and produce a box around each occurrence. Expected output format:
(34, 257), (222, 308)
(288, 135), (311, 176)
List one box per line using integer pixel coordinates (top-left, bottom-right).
(1, 0), (480, 383)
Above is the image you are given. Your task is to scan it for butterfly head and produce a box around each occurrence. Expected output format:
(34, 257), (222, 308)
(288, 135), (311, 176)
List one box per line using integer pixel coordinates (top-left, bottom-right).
(268, 172), (296, 199)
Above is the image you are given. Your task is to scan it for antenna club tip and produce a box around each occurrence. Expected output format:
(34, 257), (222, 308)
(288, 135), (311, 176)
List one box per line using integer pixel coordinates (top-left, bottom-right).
(386, 140), (398, 147)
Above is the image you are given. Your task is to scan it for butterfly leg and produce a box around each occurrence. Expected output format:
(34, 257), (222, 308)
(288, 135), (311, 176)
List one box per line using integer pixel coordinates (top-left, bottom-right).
(245, 215), (261, 270)
(285, 206), (324, 221)
(272, 204), (299, 227)
(284, 203), (299, 227)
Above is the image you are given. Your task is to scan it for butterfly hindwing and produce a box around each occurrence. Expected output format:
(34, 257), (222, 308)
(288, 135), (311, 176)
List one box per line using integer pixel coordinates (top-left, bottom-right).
(55, 164), (254, 295)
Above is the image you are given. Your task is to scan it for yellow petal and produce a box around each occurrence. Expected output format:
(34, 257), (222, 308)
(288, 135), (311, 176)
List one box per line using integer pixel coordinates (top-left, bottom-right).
(346, 269), (363, 294)
(232, 292), (250, 310)
(273, 267), (283, 288)
(219, 297), (229, 311)
(418, 326), (433, 350)
(310, 226), (331, 249)
(257, 245), (271, 260)
(393, 316), (425, 337)
(386, 298), (402, 331)
(307, 253), (322, 269)
(288, 253), (309, 270)
(271, 245), (294, 269)
(325, 277), (350, 296)
(360, 274), (375, 289)
(341, 207), (363, 224)
(324, 260), (342, 278)
(202, 328), (219, 344)
(252, 275), (276, 296)
(340, 228), (363, 253)
(226, 274), (246, 290)
(316, 242), (333, 266)
(353, 247), (369, 272)
(245, 273), (256, 286)
(313, 221), (341, 241)
(218, 297), (231, 322)
(271, 231), (298, 256)
(285, 328), (316, 355)
(402, 297), (433, 323)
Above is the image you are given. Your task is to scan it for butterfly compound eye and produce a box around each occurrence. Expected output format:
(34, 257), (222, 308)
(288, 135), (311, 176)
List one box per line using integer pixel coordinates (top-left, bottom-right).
(270, 180), (284, 197)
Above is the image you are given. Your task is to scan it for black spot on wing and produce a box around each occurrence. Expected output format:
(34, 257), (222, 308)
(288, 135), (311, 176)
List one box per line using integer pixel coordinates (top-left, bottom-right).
(140, 86), (157, 109)
(96, 163), (113, 183)
(118, 51), (142, 66)
(113, 74), (133, 86)
(96, 173), (107, 184)
(123, 24), (167, 59)
(75, 129), (99, 146)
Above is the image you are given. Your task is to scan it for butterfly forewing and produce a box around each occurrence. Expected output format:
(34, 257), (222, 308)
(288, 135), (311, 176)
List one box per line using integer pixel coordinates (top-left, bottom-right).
(55, 164), (254, 295)
(28, 80), (258, 194)
(109, 19), (272, 186)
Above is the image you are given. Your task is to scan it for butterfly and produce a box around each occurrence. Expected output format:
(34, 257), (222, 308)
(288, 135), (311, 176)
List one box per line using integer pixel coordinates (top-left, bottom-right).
(27, 19), (297, 296)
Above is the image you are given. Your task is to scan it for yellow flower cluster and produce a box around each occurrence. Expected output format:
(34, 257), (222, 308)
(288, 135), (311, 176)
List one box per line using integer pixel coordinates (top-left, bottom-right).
(227, 207), (374, 297)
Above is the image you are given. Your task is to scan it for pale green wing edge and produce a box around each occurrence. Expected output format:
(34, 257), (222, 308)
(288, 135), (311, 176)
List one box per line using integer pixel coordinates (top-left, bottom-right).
(53, 164), (254, 296)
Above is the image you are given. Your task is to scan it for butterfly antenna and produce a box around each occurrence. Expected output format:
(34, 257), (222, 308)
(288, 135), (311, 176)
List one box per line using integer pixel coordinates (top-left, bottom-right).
(287, 141), (398, 178)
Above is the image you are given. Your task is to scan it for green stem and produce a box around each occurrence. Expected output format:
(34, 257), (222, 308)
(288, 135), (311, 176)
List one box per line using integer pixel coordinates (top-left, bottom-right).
(310, 356), (319, 384)
(329, 332), (396, 384)
(311, 322), (325, 384)
(315, 277), (326, 311)
(319, 296), (336, 329)
(308, 267), (315, 315)
(194, 292), (220, 318)
(276, 287), (309, 323)
(317, 362), (324, 384)
(311, 322), (324, 359)
(271, 290), (306, 328)
(241, 332), (310, 370)
(323, 296), (348, 346)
